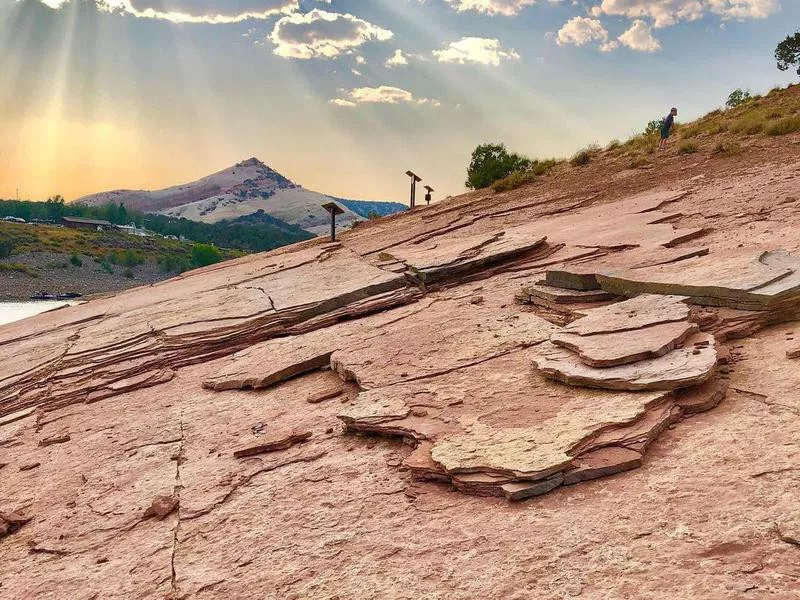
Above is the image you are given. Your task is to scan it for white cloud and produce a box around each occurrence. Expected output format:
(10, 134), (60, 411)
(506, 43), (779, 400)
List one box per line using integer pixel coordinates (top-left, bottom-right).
(556, 17), (609, 46)
(28, 0), (301, 24)
(270, 9), (393, 59)
(438, 0), (545, 16)
(591, 0), (780, 28)
(617, 19), (661, 51)
(330, 85), (440, 107)
(434, 37), (520, 65)
(385, 49), (409, 68)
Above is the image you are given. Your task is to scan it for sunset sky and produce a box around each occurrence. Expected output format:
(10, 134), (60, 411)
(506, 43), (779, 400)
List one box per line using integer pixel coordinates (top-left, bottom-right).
(1, 0), (798, 204)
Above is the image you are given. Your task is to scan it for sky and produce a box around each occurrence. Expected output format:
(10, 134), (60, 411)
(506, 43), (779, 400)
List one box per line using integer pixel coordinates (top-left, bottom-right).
(1, 0), (798, 204)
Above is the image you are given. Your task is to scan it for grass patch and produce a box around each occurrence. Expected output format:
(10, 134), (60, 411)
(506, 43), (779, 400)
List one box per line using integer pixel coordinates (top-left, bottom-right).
(712, 141), (742, 157)
(0, 263), (38, 277)
(677, 142), (699, 155)
(491, 158), (558, 192)
(765, 116), (800, 136)
(70, 254), (83, 267)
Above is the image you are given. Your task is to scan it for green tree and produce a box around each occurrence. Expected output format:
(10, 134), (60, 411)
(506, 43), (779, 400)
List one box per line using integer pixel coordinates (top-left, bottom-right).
(45, 195), (66, 221)
(645, 120), (663, 136)
(775, 32), (800, 73)
(191, 243), (222, 267)
(465, 143), (532, 190)
(726, 89), (751, 108)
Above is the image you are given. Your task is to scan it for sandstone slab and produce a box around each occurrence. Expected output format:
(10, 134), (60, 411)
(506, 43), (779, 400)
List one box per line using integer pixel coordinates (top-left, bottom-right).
(533, 334), (717, 391)
(551, 321), (699, 367)
(562, 294), (691, 336)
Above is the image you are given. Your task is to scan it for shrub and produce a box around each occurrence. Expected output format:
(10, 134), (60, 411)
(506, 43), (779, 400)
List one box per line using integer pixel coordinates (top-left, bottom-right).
(726, 89), (751, 109)
(70, 254), (82, 267)
(0, 263), (38, 277)
(677, 142), (699, 155)
(570, 150), (591, 166)
(730, 113), (765, 135)
(645, 119), (663, 136)
(606, 139), (621, 151)
(123, 268), (134, 279)
(0, 239), (13, 258)
(492, 171), (536, 192)
(465, 143), (532, 189)
(765, 116), (800, 136)
(100, 260), (114, 274)
(191, 243), (222, 267)
(712, 141), (742, 156)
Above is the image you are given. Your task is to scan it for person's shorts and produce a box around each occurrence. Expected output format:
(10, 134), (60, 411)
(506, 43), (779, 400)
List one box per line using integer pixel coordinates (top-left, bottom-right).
(660, 127), (670, 140)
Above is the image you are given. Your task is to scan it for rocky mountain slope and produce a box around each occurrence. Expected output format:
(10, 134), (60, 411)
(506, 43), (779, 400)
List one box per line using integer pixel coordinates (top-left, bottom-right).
(3, 86), (800, 599)
(76, 158), (403, 236)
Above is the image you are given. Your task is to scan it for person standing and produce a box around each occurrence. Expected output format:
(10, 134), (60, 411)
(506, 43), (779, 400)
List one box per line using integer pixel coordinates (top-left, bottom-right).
(660, 107), (678, 149)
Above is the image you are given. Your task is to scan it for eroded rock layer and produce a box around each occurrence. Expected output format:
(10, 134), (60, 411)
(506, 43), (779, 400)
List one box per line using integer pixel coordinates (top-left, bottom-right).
(3, 155), (800, 598)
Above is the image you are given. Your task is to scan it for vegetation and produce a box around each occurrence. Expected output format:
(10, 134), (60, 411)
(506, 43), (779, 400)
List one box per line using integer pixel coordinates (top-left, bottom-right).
(0, 200), (313, 254)
(570, 149), (592, 166)
(465, 143), (533, 189)
(712, 141), (742, 156)
(335, 199), (407, 218)
(191, 244), (223, 268)
(0, 263), (38, 277)
(765, 115), (800, 136)
(490, 158), (559, 192)
(0, 239), (12, 259)
(0, 220), (242, 276)
(775, 33), (800, 73)
(645, 119), (664, 136)
(677, 142), (699, 155)
(726, 89), (752, 109)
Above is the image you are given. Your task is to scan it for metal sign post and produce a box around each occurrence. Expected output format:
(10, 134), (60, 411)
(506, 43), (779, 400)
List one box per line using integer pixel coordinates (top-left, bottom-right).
(321, 202), (345, 242)
(424, 185), (434, 206)
(405, 170), (422, 209)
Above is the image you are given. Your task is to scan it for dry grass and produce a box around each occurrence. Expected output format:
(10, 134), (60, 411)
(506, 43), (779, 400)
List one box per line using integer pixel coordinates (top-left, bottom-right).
(765, 116), (800, 136)
(677, 141), (699, 155)
(0, 263), (38, 277)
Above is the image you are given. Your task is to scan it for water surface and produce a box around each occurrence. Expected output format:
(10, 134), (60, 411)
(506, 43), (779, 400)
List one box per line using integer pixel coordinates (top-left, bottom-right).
(0, 301), (71, 326)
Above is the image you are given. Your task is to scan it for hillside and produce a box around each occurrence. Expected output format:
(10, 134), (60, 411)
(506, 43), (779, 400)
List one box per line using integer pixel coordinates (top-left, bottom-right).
(76, 158), (405, 236)
(2, 85), (800, 599)
(0, 221), (243, 300)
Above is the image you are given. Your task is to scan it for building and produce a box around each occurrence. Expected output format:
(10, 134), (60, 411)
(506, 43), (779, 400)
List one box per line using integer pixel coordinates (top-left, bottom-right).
(62, 216), (113, 231)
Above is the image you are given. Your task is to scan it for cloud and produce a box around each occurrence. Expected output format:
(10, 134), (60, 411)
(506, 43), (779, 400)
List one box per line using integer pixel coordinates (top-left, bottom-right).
(385, 49), (409, 68)
(617, 19), (661, 51)
(590, 0), (780, 28)
(556, 17), (609, 47)
(330, 85), (440, 107)
(438, 0), (546, 16)
(269, 9), (393, 59)
(29, 0), (302, 23)
(434, 37), (520, 65)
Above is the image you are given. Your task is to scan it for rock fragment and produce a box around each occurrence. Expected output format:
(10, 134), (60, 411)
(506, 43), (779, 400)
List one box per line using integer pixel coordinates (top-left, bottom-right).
(38, 434), (71, 448)
(143, 495), (180, 520)
(233, 430), (312, 459)
(0, 511), (32, 538)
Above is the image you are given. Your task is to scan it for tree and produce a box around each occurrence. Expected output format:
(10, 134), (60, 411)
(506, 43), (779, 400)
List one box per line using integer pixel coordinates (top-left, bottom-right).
(45, 195), (65, 221)
(465, 143), (532, 190)
(645, 119), (663, 136)
(775, 32), (800, 74)
(191, 243), (222, 267)
(726, 89), (751, 108)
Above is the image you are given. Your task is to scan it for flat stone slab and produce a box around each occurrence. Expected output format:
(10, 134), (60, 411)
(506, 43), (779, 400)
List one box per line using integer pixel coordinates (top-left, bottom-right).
(597, 249), (800, 311)
(519, 283), (617, 305)
(533, 333), (717, 391)
(563, 446), (643, 486)
(562, 294), (691, 337)
(551, 321), (700, 367)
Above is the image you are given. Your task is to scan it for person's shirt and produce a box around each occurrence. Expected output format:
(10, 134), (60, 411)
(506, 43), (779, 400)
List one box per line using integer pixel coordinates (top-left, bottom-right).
(663, 113), (675, 130)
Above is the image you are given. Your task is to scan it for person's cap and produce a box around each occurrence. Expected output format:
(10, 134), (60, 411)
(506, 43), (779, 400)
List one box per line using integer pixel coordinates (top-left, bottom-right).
(671, 107), (678, 112)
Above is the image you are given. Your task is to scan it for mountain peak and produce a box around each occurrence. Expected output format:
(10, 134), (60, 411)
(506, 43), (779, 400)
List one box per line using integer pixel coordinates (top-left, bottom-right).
(236, 157), (268, 169)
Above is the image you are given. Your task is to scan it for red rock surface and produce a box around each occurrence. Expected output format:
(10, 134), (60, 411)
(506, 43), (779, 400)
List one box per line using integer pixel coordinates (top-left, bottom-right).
(3, 142), (800, 598)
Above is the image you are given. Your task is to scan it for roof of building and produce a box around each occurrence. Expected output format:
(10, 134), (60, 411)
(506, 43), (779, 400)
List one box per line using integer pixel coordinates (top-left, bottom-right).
(62, 216), (113, 226)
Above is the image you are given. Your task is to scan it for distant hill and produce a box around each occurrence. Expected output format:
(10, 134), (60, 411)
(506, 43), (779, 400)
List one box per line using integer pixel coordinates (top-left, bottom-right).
(76, 158), (405, 236)
(335, 198), (408, 219)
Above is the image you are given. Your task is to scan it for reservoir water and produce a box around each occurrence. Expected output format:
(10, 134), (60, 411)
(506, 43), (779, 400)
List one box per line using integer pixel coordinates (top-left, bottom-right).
(0, 301), (72, 326)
